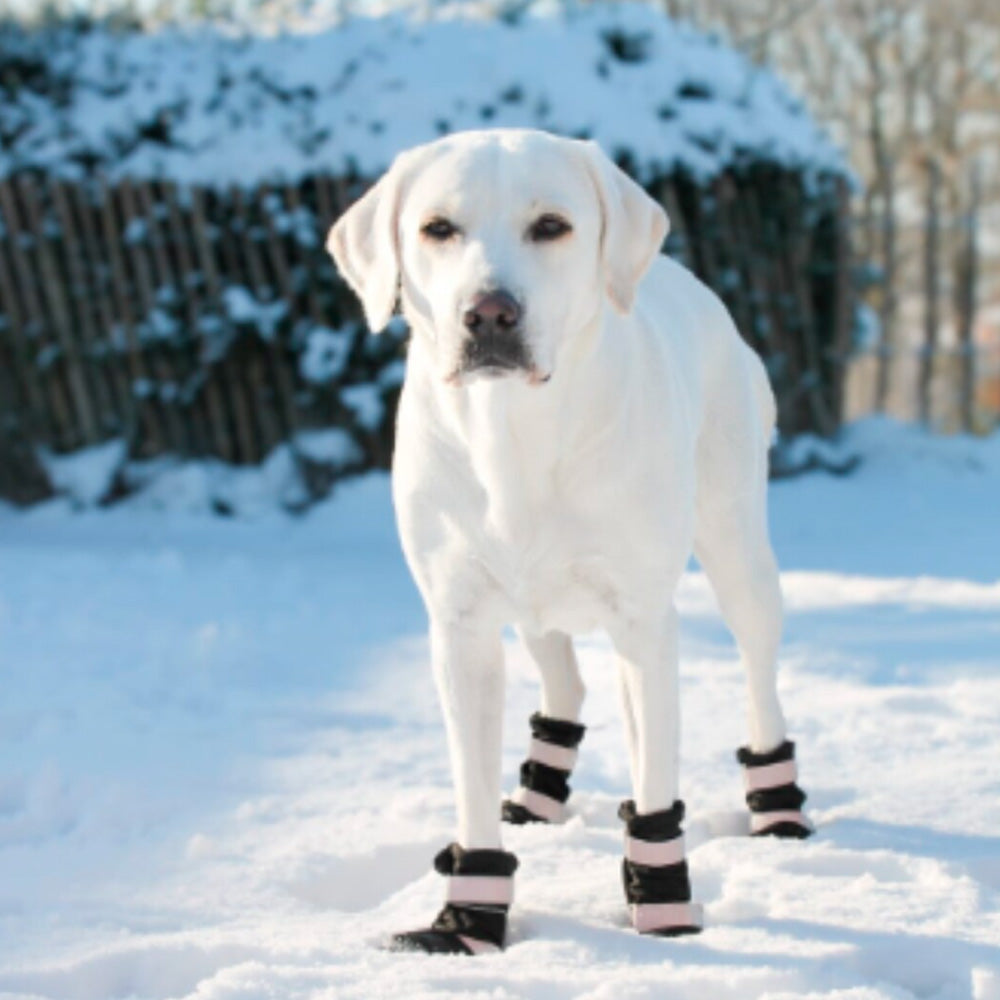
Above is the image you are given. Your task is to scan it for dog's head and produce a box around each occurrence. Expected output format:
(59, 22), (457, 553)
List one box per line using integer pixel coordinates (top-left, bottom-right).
(327, 129), (667, 386)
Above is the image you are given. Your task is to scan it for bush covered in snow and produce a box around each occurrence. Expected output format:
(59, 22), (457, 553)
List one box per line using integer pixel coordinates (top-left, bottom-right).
(0, 6), (853, 507)
(0, 6), (843, 184)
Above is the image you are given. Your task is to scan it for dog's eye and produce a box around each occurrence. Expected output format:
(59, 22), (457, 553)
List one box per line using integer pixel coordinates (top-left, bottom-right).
(421, 217), (460, 241)
(528, 214), (572, 242)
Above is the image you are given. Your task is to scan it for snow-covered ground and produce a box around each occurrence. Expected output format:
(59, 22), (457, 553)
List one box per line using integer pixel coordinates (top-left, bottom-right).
(1, 418), (998, 1000)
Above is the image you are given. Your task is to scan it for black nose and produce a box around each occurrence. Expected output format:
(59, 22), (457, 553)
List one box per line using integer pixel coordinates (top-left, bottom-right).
(463, 290), (522, 336)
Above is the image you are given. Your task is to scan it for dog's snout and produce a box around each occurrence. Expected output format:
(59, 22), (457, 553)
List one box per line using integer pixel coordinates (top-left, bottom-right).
(463, 290), (522, 336)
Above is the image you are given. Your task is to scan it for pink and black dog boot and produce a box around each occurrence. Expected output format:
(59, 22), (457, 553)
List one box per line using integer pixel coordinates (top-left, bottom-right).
(619, 799), (703, 937)
(390, 842), (518, 955)
(502, 712), (586, 825)
(737, 740), (813, 838)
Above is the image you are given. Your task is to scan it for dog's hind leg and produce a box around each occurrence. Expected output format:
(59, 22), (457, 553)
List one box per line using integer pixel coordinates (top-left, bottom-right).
(694, 489), (787, 753)
(694, 476), (812, 839)
(502, 630), (587, 825)
(522, 630), (585, 721)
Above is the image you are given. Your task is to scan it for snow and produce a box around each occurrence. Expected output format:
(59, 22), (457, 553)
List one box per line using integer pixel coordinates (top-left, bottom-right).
(114, 435), (361, 516)
(0, 417), (998, 999)
(0, 5), (846, 187)
(222, 287), (288, 340)
(299, 326), (355, 385)
(31, 425), (370, 517)
(39, 439), (126, 507)
(341, 383), (385, 431)
(295, 427), (363, 467)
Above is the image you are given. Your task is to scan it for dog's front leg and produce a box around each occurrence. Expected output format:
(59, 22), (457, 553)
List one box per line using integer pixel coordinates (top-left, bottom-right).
(391, 617), (518, 954)
(612, 607), (702, 937)
(430, 619), (505, 849)
(614, 610), (680, 815)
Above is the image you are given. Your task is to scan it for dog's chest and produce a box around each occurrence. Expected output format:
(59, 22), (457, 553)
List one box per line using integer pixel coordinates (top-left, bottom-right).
(399, 366), (688, 634)
(472, 478), (655, 635)
(452, 388), (677, 633)
(482, 532), (618, 635)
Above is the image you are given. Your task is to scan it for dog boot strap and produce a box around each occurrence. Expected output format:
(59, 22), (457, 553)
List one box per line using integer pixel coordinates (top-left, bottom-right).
(619, 799), (703, 936)
(503, 712), (585, 824)
(737, 740), (813, 838)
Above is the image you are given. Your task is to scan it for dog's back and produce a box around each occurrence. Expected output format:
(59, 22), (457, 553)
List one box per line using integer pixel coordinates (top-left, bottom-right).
(635, 253), (776, 506)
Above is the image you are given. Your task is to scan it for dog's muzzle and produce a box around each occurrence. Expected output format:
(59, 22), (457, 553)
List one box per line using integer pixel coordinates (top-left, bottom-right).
(459, 289), (532, 377)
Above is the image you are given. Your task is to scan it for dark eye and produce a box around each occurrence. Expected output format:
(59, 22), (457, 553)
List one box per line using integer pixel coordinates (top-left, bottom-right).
(421, 217), (460, 241)
(528, 214), (572, 242)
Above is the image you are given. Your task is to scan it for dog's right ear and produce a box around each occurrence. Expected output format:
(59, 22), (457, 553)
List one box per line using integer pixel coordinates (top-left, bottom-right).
(326, 153), (410, 333)
(578, 140), (669, 316)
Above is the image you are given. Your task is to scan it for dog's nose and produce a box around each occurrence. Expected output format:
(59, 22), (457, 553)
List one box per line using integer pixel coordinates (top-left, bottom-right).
(463, 290), (522, 336)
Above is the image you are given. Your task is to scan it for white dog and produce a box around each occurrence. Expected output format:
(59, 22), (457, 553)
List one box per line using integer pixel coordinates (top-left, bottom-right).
(329, 129), (811, 955)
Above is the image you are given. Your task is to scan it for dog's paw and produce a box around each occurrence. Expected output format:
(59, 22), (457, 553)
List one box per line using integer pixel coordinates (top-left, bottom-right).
(738, 740), (814, 839)
(385, 843), (516, 956)
(502, 712), (585, 825)
(620, 799), (705, 937)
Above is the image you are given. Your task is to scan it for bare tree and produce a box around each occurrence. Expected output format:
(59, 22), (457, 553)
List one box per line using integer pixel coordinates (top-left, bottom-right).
(920, 155), (940, 425)
(672, 0), (1000, 431)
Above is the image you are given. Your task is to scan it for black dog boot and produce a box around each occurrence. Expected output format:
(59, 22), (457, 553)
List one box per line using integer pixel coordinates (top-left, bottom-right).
(737, 739), (813, 838)
(390, 843), (518, 955)
(502, 712), (586, 824)
(619, 799), (703, 936)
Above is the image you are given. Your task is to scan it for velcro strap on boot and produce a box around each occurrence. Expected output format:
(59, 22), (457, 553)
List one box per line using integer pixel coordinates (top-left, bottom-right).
(619, 799), (703, 937)
(447, 876), (515, 906)
(737, 740), (813, 838)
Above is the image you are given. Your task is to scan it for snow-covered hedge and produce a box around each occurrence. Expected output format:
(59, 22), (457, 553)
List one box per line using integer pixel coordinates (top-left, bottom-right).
(0, 7), (853, 508)
(0, 6), (844, 185)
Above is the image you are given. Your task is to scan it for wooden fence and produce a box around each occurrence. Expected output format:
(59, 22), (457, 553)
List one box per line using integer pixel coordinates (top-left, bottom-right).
(0, 173), (392, 462)
(0, 167), (854, 504)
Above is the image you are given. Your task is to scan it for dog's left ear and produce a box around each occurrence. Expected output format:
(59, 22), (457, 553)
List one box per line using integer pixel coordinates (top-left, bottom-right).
(579, 140), (669, 315)
(326, 151), (412, 333)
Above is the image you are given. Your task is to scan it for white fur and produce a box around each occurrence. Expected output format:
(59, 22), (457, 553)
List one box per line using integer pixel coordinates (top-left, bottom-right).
(329, 129), (788, 853)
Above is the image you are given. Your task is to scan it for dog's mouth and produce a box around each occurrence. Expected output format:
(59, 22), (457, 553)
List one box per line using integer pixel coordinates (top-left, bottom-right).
(447, 365), (552, 387)
(463, 332), (530, 372)
(446, 334), (550, 385)
(470, 363), (519, 378)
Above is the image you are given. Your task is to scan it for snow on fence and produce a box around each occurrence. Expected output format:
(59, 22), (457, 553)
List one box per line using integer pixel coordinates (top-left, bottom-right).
(0, 164), (852, 505)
